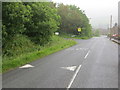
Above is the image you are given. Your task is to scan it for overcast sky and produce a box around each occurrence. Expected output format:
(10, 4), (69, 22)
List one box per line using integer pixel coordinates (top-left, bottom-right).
(52, 0), (119, 29)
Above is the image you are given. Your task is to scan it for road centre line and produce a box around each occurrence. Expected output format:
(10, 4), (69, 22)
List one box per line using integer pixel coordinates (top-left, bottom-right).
(66, 65), (82, 89)
(84, 50), (90, 59)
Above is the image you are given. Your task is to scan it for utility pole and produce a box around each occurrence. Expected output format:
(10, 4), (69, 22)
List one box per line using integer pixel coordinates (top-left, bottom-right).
(118, 1), (120, 35)
(110, 15), (112, 29)
(109, 15), (112, 40)
(110, 15), (112, 34)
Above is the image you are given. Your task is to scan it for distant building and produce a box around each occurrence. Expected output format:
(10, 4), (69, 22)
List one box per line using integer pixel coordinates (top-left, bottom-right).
(111, 23), (118, 34)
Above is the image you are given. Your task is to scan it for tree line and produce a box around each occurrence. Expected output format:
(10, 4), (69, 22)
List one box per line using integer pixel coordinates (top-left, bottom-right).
(57, 4), (92, 37)
(2, 2), (92, 56)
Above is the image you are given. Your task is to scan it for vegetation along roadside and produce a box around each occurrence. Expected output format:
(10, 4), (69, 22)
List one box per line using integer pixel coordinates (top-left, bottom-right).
(2, 2), (92, 73)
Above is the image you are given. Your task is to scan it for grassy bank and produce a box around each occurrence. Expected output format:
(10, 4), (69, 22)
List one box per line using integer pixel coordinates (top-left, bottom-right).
(60, 34), (92, 40)
(2, 36), (77, 73)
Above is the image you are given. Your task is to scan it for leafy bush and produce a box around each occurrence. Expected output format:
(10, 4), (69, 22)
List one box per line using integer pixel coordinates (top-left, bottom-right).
(3, 34), (37, 57)
(23, 2), (60, 45)
(2, 2), (60, 57)
(92, 29), (100, 37)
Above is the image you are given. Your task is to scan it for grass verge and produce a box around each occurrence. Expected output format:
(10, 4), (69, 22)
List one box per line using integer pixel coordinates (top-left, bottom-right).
(2, 36), (77, 73)
(60, 34), (92, 40)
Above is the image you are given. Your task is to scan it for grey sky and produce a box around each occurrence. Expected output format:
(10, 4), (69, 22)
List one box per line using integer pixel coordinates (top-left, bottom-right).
(52, 0), (119, 29)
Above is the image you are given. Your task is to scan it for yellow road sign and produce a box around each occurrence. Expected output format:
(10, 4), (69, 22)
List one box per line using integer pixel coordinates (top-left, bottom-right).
(78, 28), (81, 32)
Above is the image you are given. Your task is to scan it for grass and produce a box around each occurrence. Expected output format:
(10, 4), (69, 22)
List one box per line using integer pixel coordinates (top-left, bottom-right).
(60, 34), (92, 40)
(2, 36), (77, 73)
(72, 36), (91, 39)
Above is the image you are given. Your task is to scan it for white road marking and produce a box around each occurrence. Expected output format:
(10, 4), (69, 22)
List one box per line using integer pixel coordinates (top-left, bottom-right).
(61, 66), (77, 71)
(66, 48), (88, 51)
(66, 65), (82, 89)
(19, 64), (34, 69)
(66, 48), (74, 51)
(84, 50), (90, 59)
(76, 48), (79, 50)
(79, 48), (88, 50)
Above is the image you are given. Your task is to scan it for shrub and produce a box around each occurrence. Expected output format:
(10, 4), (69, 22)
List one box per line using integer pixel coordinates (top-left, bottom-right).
(3, 34), (36, 57)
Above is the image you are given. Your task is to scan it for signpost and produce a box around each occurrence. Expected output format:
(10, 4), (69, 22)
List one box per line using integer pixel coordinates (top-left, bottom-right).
(78, 28), (82, 32)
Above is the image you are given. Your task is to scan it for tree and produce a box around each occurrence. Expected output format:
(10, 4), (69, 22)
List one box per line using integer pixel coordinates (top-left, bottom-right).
(2, 2), (32, 49)
(92, 29), (100, 37)
(23, 2), (60, 45)
(57, 4), (92, 37)
(2, 2), (60, 56)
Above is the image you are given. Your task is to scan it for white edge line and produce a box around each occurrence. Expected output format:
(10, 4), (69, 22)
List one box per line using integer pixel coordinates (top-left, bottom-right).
(66, 65), (82, 89)
(84, 50), (90, 59)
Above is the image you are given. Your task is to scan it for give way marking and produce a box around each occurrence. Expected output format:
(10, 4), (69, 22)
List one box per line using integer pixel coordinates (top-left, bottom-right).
(61, 66), (77, 71)
(66, 65), (82, 89)
(19, 64), (34, 69)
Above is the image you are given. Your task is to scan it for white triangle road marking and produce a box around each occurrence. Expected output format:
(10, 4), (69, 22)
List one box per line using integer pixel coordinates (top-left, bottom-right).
(19, 64), (34, 69)
(61, 66), (77, 71)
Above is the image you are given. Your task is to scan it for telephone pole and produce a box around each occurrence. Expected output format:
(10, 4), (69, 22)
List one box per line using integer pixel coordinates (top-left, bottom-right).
(110, 15), (112, 29)
(109, 15), (112, 40)
(110, 15), (112, 34)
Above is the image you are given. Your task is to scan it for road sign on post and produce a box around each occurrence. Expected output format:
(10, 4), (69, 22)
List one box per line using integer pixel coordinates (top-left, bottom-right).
(78, 28), (82, 32)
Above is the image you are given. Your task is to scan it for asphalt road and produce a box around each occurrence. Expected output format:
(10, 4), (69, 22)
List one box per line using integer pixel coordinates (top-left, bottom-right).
(2, 36), (118, 88)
